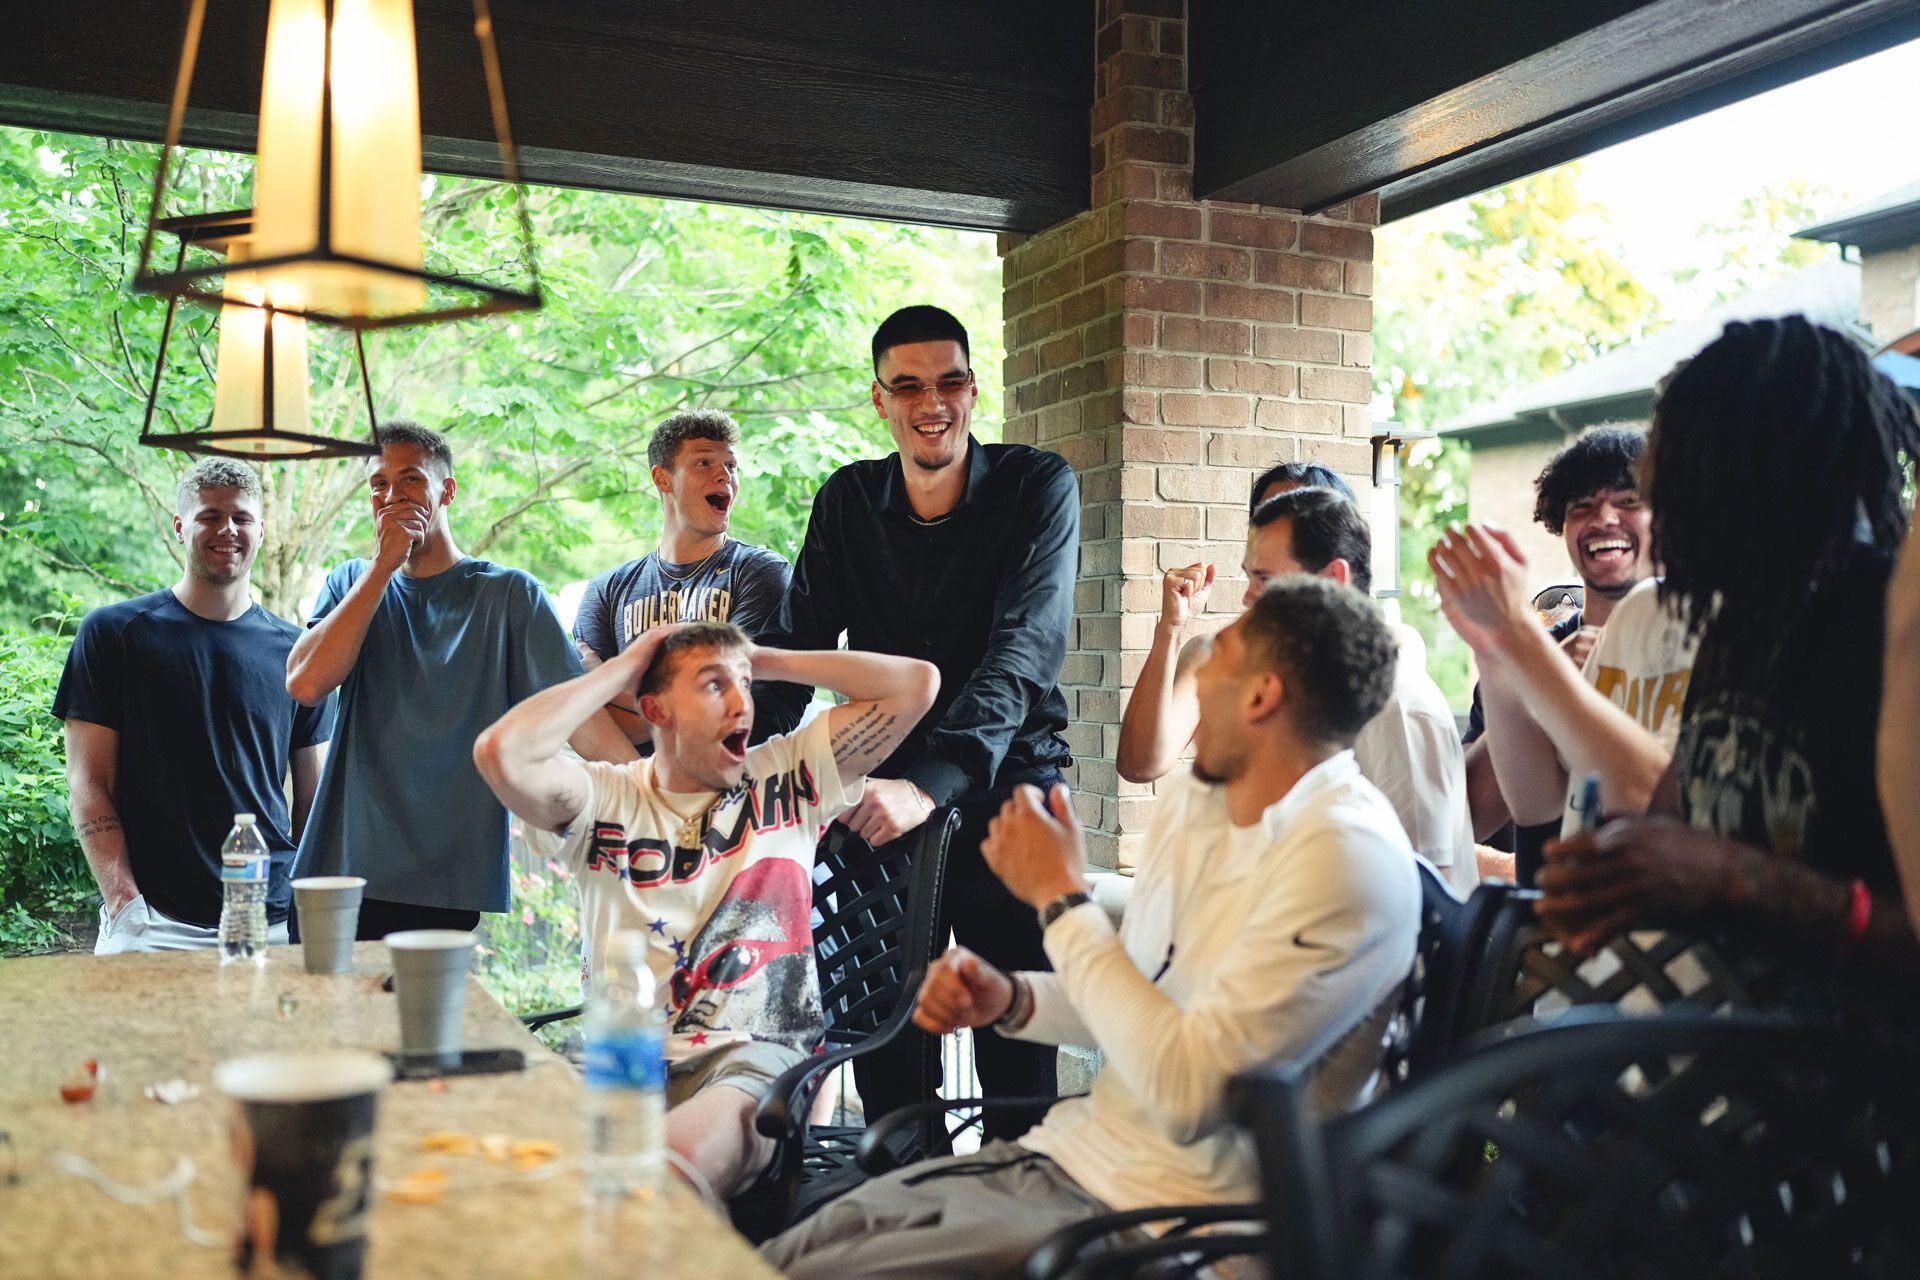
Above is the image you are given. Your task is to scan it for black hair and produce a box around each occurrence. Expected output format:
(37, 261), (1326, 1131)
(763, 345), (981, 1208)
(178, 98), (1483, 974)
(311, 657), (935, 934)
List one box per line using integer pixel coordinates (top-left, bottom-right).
(1249, 487), (1373, 595)
(374, 420), (453, 475)
(1647, 315), (1918, 651)
(871, 305), (970, 377)
(1531, 425), (1645, 534)
(1240, 575), (1396, 747)
(648, 409), (741, 472)
(1248, 462), (1357, 513)
(638, 622), (752, 698)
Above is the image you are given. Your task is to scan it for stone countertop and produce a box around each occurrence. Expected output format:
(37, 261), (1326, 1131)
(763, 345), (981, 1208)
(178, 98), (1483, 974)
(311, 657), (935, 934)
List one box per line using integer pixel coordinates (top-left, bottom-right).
(0, 943), (781, 1280)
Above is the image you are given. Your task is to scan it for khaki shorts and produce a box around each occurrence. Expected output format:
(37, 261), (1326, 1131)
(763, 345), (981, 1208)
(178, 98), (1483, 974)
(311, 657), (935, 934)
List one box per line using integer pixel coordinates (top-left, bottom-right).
(666, 1039), (806, 1109)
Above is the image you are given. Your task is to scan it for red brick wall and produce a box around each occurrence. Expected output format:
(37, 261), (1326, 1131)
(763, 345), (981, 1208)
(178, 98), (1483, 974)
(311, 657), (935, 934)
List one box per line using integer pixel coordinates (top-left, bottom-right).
(1001, 0), (1376, 867)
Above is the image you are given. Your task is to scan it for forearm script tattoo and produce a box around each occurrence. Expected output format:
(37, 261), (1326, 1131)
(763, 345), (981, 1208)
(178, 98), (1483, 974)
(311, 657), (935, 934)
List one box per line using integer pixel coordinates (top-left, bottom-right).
(74, 816), (122, 841)
(831, 705), (900, 767)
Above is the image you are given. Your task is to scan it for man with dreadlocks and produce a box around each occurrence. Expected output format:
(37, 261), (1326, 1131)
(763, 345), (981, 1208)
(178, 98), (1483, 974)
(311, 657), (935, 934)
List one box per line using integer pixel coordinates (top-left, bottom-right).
(1531, 316), (1920, 972)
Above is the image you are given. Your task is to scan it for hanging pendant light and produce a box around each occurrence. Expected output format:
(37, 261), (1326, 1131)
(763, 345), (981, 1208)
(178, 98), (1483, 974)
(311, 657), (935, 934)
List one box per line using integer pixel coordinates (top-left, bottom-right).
(138, 211), (380, 459)
(132, 0), (540, 330)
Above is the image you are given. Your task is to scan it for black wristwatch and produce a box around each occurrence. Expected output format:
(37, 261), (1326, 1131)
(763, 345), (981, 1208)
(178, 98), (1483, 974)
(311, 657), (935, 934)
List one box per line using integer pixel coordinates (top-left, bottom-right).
(1038, 891), (1092, 931)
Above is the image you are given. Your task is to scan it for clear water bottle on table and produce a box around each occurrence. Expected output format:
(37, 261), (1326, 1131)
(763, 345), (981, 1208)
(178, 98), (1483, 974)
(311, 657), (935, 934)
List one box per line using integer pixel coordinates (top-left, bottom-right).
(583, 929), (667, 1200)
(218, 813), (271, 965)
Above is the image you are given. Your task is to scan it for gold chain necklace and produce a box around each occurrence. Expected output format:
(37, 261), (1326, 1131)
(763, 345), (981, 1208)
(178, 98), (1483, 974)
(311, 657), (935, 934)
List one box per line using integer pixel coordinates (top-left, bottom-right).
(646, 761), (721, 851)
(654, 538), (730, 586)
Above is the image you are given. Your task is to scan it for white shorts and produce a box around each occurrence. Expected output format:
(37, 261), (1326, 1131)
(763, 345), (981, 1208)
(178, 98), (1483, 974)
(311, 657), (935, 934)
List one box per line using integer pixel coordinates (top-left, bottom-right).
(94, 894), (290, 954)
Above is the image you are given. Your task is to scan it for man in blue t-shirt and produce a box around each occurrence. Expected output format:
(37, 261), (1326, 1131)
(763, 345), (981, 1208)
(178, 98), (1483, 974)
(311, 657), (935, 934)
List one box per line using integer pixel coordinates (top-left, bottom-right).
(288, 422), (633, 939)
(55, 458), (335, 953)
(572, 409), (793, 748)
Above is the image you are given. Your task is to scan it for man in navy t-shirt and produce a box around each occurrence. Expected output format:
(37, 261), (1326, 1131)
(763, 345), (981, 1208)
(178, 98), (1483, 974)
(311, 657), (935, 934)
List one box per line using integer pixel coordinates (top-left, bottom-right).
(287, 421), (633, 939)
(572, 409), (793, 748)
(55, 458), (335, 953)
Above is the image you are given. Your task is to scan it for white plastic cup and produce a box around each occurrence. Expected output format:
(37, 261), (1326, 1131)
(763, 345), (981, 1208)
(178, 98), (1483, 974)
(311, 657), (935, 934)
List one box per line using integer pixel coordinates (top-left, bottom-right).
(385, 930), (477, 1064)
(292, 876), (367, 975)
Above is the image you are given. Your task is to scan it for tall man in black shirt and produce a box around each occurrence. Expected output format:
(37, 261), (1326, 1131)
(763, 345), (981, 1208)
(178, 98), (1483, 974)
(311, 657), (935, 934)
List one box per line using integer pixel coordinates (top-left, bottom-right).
(758, 305), (1079, 1131)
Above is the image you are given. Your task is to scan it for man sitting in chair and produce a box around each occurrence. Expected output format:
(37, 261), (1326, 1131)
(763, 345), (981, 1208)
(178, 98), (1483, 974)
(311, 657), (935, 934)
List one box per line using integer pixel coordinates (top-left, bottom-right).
(762, 576), (1421, 1279)
(472, 621), (937, 1198)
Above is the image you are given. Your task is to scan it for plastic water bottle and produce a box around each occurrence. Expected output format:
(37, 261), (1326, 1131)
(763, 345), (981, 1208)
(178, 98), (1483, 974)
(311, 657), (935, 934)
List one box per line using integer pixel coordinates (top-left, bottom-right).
(217, 813), (270, 965)
(583, 930), (666, 1200)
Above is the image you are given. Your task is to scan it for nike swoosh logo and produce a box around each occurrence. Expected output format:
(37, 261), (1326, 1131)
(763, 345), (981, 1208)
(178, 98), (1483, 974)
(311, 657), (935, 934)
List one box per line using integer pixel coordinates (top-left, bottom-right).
(1293, 932), (1341, 955)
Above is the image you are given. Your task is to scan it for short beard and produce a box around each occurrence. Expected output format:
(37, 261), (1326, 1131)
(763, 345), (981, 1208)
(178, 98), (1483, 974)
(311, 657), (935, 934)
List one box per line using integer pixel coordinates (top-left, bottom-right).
(189, 555), (244, 588)
(1190, 760), (1227, 786)
(1580, 574), (1635, 601)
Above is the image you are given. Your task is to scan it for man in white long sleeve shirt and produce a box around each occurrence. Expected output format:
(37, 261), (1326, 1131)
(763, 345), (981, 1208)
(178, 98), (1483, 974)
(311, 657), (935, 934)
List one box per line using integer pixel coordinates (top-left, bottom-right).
(762, 576), (1422, 1280)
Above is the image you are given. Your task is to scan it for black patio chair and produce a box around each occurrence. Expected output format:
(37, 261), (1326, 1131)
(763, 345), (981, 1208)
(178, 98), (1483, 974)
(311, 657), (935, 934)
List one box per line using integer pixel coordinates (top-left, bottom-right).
(1015, 859), (1481, 1280)
(518, 808), (961, 1238)
(1452, 882), (1860, 1042)
(1226, 1009), (1920, 1280)
(735, 805), (962, 1239)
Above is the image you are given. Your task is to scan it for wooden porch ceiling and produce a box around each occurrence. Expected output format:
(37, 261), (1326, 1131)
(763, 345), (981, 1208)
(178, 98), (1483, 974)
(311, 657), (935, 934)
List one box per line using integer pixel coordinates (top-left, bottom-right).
(1, 0), (1917, 233)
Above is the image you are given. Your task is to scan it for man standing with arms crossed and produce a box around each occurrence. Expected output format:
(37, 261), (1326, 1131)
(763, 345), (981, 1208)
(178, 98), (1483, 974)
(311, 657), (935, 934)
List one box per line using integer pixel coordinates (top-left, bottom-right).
(287, 421), (631, 939)
(756, 304), (1079, 1134)
(58, 458), (334, 952)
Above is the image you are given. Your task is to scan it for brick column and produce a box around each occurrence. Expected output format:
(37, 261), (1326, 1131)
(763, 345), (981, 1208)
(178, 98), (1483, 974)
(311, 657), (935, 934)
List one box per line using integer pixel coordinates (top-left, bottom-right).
(1000, 0), (1376, 868)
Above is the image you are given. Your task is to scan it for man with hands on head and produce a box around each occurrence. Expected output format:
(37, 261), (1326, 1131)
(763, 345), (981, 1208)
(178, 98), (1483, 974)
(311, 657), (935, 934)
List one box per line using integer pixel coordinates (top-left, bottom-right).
(473, 621), (937, 1198)
(762, 576), (1420, 1280)
(287, 421), (633, 941)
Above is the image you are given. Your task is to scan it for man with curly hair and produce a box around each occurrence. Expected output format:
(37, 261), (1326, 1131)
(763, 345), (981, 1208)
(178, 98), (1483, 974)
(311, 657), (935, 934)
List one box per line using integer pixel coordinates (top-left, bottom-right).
(1450, 426), (1666, 881)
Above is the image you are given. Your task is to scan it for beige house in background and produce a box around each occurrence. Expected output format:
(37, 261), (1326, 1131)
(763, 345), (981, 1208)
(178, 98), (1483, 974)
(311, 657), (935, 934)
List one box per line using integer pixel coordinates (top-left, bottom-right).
(1441, 180), (1920, 592)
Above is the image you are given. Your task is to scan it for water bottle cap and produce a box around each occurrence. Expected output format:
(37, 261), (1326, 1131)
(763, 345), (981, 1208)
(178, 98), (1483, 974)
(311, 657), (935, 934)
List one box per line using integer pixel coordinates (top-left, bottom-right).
(234, 813), (257, 825)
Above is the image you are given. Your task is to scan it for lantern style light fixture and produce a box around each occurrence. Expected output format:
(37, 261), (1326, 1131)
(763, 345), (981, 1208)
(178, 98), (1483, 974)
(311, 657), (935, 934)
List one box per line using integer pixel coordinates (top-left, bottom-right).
(132, 0), (541, 330)
(139, 211), (381, 460)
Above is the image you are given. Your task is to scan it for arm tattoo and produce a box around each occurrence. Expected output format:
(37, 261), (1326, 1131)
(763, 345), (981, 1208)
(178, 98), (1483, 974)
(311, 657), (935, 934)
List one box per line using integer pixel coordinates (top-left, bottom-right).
(831, 704), (900, 766)
(544, 781), (587, 827)
(74, 816), (122, 841)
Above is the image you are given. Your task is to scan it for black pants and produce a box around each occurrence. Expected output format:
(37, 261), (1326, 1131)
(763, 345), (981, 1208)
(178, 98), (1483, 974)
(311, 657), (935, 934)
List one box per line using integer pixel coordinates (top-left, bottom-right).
(854, 774), (1060, 1144)
(288, 897), (481, 942)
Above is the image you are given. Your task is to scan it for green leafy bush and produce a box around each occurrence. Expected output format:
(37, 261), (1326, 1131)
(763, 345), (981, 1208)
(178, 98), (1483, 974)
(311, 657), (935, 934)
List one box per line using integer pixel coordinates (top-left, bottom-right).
(0, 627), (91, 953)
(476, 845), (586, 1050)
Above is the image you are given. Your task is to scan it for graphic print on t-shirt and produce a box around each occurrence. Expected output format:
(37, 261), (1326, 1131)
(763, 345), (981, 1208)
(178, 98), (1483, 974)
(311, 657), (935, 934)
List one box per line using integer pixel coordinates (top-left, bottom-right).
(621, 575), (733, 641)
(540, 715), (855, 1061)
(1676, 702), (1816, 862)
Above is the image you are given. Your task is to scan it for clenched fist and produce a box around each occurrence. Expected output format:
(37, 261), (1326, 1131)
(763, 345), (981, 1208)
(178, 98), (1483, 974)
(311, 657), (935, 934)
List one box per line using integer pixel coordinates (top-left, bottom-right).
(912, 946), (1014, 1035)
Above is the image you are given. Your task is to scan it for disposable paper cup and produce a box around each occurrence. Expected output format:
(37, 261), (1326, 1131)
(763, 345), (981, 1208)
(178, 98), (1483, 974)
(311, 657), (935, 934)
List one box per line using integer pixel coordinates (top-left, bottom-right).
(215, 1051), (392, 1280)
(385, 930), (476, 1064)
(293, 876), (367, 974)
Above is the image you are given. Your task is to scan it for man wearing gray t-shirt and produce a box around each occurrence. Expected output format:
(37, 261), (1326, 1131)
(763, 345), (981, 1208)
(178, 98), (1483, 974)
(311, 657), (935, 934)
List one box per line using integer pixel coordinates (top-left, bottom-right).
(573, 410), (793, 748)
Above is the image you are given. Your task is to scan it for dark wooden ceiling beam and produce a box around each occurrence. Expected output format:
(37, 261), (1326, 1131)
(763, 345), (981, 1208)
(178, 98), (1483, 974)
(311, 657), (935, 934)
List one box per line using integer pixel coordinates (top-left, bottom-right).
(1191, 0), (1920, 220)
(0, 0), (1091, 233)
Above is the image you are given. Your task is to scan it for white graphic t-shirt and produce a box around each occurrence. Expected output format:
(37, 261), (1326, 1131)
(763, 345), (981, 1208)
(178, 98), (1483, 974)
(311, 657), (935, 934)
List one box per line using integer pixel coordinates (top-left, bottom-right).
(529, 715), (858, 1062)
(1560, 577), (1700, 835)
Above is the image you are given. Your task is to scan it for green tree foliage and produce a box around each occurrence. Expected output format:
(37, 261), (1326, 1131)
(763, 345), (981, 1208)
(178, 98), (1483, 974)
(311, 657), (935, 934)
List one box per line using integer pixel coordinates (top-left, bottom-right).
(1671, 177), (1842, 308)
(1374, 167), (1661, 705)
(0, 126), (1002, 626)
(0, 125), (998, 956)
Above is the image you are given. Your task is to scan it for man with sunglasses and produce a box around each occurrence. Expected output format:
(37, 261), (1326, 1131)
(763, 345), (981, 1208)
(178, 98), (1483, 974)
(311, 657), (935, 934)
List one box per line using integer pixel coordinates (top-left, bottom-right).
(473, 620), (937, 1198)
(756, 304), (1080, 1137)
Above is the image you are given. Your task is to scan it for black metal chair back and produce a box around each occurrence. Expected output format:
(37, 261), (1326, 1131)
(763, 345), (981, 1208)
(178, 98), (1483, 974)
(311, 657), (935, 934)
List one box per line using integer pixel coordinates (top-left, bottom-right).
(1455, 884), (1825, 1041)
(1237, 1011), (1920, 1280)
(740, 806), (962, 1239)
(810, 808), (957, 1050)
(1024, 858), (1482, 1280)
